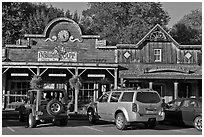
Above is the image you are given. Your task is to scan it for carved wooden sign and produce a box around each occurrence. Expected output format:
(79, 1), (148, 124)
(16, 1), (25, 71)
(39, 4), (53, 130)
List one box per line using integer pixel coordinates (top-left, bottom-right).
(38, 45), (77, 62)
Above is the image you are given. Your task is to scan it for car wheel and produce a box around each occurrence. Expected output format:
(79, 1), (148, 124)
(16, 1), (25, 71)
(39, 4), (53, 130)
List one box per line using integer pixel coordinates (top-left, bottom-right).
(28, 113), (36, 128)
(194, 116), (202, 131)
(115, 112), (127, 130)
(87, 109), (96, 124)
(47, 99), (63, 116)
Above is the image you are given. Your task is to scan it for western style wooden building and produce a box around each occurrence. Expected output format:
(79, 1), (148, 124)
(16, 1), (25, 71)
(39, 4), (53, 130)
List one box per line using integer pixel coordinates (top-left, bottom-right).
(2, 17), (202, 110)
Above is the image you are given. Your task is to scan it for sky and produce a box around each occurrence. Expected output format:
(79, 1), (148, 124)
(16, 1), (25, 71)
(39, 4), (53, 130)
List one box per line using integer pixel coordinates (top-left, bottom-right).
(43, 1), (201, 28)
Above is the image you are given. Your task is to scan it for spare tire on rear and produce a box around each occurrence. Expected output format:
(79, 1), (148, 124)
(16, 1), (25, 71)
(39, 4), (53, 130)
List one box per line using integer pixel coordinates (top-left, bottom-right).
(46, 99), (63, 116)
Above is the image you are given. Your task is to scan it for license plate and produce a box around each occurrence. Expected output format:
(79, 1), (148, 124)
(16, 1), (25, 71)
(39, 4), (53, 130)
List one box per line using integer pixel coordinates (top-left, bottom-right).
(146, 110), (156, 114)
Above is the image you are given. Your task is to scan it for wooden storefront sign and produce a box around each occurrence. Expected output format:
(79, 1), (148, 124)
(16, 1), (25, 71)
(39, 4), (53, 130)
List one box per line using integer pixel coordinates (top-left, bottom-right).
(38, 48), (77, 62)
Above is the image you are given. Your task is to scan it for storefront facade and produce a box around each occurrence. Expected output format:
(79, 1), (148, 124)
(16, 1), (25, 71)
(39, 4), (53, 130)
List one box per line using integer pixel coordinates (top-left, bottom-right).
(2, 18), (119, 110)
(2, 18), (202, 110)
(117, 24), (202, 103)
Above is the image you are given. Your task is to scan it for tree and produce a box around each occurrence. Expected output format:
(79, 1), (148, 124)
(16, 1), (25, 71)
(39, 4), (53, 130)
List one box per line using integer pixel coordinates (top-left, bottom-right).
(81, 2), (170, 45)
(21, 3), (64, 35)
(72, 10), (81, 23)
(2, 2), (31, 44)
(170, 23), (200, 45)
(2, 2), (65, 46)
(170, 9), (202, 45)
(65, 9), (72, 19)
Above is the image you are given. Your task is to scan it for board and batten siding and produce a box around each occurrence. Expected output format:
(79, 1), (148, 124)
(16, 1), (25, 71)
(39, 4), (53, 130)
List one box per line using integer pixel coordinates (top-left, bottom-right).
(118, 42), (201, 64)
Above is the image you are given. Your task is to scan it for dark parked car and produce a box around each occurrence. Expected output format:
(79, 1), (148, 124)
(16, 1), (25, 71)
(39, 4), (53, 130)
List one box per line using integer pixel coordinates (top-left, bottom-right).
(163, 98), (202, 131)
(18, 89), (69, 128)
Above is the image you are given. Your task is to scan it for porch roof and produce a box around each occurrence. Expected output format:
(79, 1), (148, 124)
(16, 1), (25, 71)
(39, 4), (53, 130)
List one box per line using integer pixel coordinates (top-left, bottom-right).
(119, 63), (202, 80)
(2, 61), (119, 69)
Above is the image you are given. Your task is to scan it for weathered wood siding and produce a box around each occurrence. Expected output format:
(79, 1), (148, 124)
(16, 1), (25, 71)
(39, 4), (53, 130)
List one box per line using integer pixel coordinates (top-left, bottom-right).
(118, 42), (201, 64)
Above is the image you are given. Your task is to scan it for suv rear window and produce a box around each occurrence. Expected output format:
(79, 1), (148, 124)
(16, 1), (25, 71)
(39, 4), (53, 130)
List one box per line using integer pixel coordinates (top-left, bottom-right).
(136, 92), (160, 103)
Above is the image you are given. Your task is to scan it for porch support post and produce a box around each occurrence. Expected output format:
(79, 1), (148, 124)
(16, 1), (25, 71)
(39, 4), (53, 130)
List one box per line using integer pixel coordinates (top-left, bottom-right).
(174, 82), (178, 99)
(2, 67), (10, 74)
(149, 82), (153, 89)
(120, 78), (124, 88)
(114, 68), (118, 89)
(74, 67), (78, 113)
(2, 73), (6, 109)
(37, 67), (40, 76)
(28, 68), (37, 76)
(39, 68), (48, 76)
(67, 68), (75, 76)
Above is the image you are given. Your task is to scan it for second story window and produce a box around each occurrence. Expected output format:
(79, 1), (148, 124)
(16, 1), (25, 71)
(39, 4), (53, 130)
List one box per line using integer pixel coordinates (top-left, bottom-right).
(154, 49), (162, 62)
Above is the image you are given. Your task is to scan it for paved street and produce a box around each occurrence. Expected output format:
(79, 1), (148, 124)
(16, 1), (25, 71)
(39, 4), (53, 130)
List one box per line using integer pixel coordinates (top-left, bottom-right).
(2, 118), (201, 135)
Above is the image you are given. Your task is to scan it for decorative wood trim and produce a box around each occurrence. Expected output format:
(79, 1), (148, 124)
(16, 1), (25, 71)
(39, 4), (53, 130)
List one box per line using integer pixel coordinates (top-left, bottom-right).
(2, 67), (10, 74)
(2, 62), (118, 68)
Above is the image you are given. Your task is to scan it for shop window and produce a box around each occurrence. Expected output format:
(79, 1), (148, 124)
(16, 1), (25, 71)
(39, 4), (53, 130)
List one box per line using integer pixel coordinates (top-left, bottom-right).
(80, 83), (95, 104)
(6, 81), (30, 109)
(154, 49), (162, 62)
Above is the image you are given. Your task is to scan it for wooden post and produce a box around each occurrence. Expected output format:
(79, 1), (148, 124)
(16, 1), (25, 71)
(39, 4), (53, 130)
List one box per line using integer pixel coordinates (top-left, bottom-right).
(174, 82), (178, 99)
(2, 73), (6, 109)
(120, 78), (124, 88)
(74, 68), (78, 113)
(149, 82), (153, 89)
(114, 68), (118, 89)
(37, 67), (40, 76)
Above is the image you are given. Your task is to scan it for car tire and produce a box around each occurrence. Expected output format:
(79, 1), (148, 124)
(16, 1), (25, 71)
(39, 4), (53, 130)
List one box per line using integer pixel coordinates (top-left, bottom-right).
(115, 112), (127, 130)
(194, 116), (202, 131)
(29, 113), (36, 128)
(87, 109), (96, 124)
(46, 99), (63, 116)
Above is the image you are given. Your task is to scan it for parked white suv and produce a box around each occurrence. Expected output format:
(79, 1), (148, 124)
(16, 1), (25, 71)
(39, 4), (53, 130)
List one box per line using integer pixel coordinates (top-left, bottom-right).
(87, 88), (165, 130)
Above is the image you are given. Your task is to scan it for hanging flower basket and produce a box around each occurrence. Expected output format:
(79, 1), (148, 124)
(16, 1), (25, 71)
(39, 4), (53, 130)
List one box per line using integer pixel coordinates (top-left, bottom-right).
(30, 75), (43, 89)
(69, 76), (82, 90)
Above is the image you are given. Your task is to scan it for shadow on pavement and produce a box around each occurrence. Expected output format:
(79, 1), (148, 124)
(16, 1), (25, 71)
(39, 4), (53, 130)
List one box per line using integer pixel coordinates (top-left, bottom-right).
(2, 119), (26, 127)
(2, 110), (195, 131)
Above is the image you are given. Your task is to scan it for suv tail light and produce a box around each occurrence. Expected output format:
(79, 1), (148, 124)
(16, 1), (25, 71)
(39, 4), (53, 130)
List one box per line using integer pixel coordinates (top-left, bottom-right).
(132, 103), (137, 112)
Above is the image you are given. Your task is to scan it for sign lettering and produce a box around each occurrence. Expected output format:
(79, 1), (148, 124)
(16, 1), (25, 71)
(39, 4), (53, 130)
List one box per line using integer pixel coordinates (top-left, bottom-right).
(38, 50), (77, 62)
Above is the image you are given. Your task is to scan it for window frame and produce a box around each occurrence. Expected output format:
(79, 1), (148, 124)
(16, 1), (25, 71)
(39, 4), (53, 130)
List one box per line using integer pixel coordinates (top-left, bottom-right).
(154, 49), (162, 62)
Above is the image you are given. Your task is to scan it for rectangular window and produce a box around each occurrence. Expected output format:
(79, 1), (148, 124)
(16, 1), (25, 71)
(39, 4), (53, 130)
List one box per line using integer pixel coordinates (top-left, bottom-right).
(121, 92), (134, 102)
(136, 92), (160, 103)
(154, 49), (162, 62)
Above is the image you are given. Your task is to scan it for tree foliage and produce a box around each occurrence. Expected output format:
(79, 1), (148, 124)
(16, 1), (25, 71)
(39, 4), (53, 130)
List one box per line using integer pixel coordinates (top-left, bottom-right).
(81, 2), (170, 45)
(2, 2), (81, 46)
(170, 9), (202, 45)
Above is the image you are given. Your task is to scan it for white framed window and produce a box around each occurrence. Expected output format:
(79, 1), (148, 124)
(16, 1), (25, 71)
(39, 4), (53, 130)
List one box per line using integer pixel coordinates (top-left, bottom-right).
(154, 49), (162, 62)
